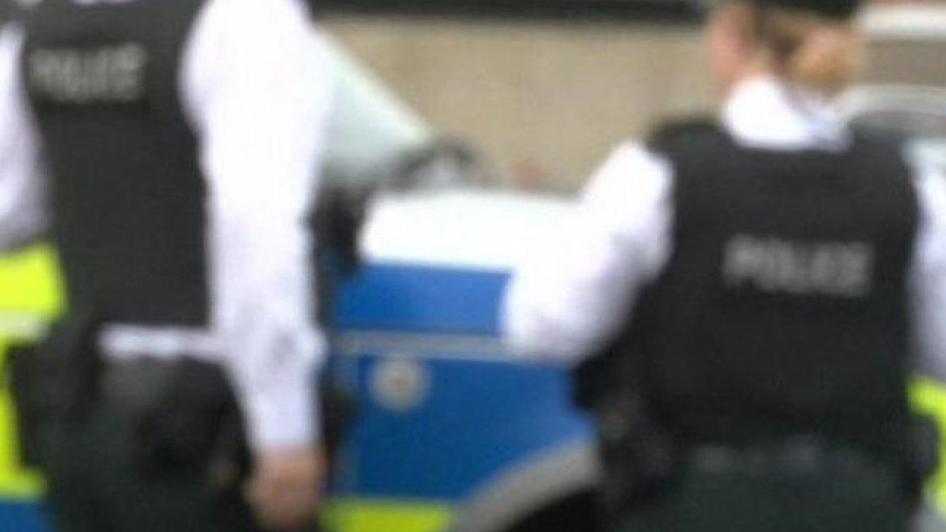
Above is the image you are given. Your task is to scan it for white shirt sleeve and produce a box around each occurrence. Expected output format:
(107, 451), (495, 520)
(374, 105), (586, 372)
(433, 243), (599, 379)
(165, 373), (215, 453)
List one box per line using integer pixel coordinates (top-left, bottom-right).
(183, 0), (335, 451)
(503, 142), (673, 365)
(910, 162), (946, 384)
(0, 25), (47, 251)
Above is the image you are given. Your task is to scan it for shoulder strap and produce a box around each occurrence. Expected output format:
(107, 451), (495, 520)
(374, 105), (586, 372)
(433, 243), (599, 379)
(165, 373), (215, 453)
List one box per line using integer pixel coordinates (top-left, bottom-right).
(645, 115), (727, 155)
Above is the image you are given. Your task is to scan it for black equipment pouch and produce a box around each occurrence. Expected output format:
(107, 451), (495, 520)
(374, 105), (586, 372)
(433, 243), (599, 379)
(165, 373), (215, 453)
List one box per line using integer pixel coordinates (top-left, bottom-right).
(592, 387), (682, 521)
(574, 330), (684, 524)
(132, 357), (245, 477)
(8, 312), (102, 469)
(130, 357), (355, 491)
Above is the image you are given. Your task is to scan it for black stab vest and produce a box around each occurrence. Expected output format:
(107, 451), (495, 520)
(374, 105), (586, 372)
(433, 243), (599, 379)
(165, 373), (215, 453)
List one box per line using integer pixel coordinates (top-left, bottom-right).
(632, 121), (918, 466)
(22, 0), (209, 325)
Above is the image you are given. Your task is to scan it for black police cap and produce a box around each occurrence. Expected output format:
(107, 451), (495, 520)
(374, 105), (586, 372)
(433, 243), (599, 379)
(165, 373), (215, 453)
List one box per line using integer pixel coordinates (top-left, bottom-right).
(752, 0), (863, 18)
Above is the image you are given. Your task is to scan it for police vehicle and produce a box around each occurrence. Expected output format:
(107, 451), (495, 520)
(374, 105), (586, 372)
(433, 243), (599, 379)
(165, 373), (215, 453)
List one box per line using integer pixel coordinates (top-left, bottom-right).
(2, 28), (946, 532)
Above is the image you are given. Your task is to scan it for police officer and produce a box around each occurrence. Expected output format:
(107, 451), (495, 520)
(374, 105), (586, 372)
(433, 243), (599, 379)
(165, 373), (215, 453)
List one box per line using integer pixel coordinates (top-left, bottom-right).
(0, 0), (333, 530)
(505, 1), (946, 531)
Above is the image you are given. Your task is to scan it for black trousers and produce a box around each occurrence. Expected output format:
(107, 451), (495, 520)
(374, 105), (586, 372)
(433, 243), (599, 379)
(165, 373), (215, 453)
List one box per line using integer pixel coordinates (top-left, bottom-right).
(42, 399), (262, 532)
(613, 454), (912, 532)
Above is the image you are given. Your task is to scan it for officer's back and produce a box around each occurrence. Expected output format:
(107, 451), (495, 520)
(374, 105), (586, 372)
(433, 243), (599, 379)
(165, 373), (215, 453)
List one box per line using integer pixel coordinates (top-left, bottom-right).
(504, 1), (946, 531)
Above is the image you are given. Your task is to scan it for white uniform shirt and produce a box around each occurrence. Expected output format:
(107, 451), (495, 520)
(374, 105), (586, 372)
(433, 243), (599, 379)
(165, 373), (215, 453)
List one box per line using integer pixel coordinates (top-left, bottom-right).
(504, 77), (946, 384)
(0, 0), (335, 452)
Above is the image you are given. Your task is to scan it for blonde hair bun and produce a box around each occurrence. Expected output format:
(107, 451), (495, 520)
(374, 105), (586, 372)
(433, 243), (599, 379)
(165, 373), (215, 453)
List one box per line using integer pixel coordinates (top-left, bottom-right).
(760, 9), (863, 95)
(789, 25), (863, 94)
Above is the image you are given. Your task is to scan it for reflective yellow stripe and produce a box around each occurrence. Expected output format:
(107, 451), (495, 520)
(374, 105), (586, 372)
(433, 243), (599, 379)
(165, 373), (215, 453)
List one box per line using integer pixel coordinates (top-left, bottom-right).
(0, 244), (64, 318)
(321, 498), (454, 532)
(911, 377), (946, 510)
(0, 244), (61, 498)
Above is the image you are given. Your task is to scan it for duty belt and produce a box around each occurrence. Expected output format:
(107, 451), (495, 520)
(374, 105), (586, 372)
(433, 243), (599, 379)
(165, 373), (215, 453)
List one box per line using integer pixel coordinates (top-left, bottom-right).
(98, 324), (221, 363)
(687, 437), (878, 474)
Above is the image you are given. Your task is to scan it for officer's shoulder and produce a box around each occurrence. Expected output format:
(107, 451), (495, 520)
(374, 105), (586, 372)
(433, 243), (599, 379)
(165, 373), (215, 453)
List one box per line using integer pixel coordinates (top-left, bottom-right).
(847, 125), (914, 170)
(645, 115), (725, 155)
(848, 124), (908, 151)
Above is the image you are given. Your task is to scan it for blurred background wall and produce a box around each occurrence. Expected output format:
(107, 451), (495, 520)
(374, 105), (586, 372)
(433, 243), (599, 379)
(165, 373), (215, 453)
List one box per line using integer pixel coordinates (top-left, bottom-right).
(323, 1), (946, 188)
(325, 18), (712, 188)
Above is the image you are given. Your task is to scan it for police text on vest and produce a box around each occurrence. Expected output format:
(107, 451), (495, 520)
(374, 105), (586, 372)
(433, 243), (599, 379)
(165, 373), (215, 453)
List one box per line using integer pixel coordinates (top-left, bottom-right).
(722, 235), (874, 298)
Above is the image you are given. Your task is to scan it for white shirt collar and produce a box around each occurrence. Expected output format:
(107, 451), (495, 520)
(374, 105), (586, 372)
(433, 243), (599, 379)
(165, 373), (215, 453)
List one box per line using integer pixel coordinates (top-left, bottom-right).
(722, 77), (850, 151)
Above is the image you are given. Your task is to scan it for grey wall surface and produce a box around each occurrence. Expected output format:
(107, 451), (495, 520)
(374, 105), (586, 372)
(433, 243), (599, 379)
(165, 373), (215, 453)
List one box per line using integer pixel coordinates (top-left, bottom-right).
(325, 17), (714, 188)
(325, 16), (946, 188)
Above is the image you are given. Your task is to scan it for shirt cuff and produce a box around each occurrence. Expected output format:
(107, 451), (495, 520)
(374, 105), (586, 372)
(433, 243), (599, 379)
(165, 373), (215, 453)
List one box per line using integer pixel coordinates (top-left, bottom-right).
(243, 376), (320, 452)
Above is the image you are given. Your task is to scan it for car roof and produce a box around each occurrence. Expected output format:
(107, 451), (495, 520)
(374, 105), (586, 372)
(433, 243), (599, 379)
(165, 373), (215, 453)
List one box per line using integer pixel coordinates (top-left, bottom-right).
(360, 188), (573, 271)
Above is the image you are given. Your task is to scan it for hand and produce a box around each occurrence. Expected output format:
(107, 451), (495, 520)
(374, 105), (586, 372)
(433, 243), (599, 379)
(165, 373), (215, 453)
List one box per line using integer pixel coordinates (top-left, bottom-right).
(246, 447), (325, 531)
